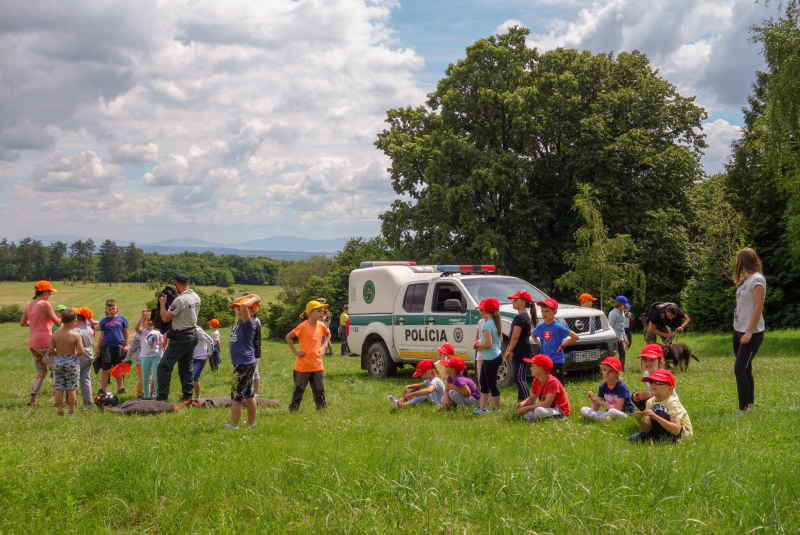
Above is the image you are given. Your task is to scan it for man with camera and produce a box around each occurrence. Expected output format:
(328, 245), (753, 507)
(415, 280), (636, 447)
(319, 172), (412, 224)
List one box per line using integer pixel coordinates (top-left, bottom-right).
(156, 273), (201, 401)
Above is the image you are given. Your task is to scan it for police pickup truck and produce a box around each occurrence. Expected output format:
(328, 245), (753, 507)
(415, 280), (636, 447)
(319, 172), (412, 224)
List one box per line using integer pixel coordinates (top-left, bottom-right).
(347, 262), (618, 385)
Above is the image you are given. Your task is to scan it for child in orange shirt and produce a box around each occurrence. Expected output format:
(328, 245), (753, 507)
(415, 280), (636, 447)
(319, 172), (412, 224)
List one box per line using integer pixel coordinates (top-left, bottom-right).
(285, 300), (330, 412)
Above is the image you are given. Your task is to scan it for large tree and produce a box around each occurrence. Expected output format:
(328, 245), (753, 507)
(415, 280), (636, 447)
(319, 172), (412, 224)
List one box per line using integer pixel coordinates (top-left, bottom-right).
(376, 27), (706, 293)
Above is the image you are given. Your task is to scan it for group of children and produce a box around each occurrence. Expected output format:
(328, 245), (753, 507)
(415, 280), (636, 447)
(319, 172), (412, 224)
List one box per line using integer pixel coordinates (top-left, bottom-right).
(388, 292), (694, 444)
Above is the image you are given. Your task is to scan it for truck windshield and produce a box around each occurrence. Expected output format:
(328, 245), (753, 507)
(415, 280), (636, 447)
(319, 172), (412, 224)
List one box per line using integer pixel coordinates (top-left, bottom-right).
(460, 276), (548, 305)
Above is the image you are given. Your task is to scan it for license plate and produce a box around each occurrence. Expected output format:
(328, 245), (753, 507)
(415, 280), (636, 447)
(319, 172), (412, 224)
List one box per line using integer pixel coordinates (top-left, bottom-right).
(573, 350), (601, 362)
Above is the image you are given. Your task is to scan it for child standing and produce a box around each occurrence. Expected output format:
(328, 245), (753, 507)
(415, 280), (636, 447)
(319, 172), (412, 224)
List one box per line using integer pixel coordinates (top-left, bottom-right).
(631, 344), (680, 410)
(192, 323), (214, 399)
(504, 290), (535, 402)
(128, 309), (150, 397)
(516, 354), (571, 422)
(252, 310), (262, 396)
(629, 369), (693, 443)
(473, 298), (503, 415)
(532, 298), (579, 386)
(580, 356), (633, 420)
(72, 307), (96, 409)
(137, 314), (165, 400)
(97, 300), (129, 395)
(48, 309), (84, 416)
(285, 300), (329, 412)
(607, 296), (629, 369)
(439, 350), (480, 409)
(207, 319), (222, 370)
(227, 294), (261, 429)
(388, 360), (446, 408)
(20, 280), (62, 406)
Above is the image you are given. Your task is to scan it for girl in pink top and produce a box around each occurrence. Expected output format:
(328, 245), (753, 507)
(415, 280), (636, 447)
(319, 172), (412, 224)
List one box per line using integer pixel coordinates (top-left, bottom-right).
(19, 281), (62, 406)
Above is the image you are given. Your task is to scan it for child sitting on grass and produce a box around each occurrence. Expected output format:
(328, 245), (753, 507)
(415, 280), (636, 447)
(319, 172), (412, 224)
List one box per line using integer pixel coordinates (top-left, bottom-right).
(516, 354), (571, 422)
(629, 369), (693, 443)
(389, 360), (445, 408)
(286, 300), (330, 412)
(226, 294), (261, 429)
(48, 309), (84, 416)
(631, 344), (680, 411)
(580, 356), (633, 420)
(438, 346), (480, 409)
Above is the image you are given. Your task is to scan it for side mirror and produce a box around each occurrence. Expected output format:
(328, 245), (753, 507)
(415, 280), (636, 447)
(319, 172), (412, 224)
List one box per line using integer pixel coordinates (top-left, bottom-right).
(444, 299), (462, 311)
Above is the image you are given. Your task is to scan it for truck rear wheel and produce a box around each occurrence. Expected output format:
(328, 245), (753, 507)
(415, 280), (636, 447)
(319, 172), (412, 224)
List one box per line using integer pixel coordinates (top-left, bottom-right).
(366, 341), (397, 378)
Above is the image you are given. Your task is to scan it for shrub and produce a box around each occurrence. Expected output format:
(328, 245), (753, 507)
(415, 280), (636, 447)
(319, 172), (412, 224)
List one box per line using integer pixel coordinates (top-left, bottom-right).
(0, 304), (24, 323)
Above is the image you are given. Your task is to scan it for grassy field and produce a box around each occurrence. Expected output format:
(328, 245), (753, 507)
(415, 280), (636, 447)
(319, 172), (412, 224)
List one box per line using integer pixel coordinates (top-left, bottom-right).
(0, 283), (798, 533)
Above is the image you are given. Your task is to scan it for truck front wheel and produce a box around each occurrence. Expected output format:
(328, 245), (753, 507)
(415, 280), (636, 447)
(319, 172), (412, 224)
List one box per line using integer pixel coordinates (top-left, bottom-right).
(366, 341), (397, 378)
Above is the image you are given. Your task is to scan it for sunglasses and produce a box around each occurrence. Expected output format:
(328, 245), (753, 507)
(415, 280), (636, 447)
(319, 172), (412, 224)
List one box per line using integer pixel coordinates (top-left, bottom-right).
(652, 381), (669, 385)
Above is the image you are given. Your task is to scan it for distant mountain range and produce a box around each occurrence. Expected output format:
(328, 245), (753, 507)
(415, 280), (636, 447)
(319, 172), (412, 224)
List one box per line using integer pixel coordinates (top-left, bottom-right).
(13, 235), (356, 259)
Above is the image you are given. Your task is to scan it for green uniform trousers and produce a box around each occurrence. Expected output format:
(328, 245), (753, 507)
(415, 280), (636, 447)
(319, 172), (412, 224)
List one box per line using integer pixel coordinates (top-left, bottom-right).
(157, 330), (198, 400)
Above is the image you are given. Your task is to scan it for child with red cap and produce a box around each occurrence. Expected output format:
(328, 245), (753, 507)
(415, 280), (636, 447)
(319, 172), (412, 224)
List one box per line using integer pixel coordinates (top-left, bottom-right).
(388, 359), (445, 408)
(504, 290), (537, 403)
(438, 346), (480, 409)
(516, 354), (571, 422)
(579, 356), (633, 420)
(629, 369), (693, 443)
(473, 298), (503, 415)
(631, 344), (680, 411)
(532, 298), (580, 385)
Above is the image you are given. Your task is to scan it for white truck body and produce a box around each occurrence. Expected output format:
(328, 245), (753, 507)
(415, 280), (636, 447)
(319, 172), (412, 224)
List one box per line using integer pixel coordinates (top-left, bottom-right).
(347, 265), (618, 381)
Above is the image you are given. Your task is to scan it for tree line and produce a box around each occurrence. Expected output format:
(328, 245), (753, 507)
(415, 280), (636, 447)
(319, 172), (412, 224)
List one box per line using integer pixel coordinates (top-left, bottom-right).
(0, 238), (283, 288)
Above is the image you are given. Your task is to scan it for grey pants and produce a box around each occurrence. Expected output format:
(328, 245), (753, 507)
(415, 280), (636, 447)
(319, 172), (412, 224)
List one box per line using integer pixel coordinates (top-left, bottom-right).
(449, 390), (479, 408)
(290, 370), (326, 410)
(77, 355), (94, 406)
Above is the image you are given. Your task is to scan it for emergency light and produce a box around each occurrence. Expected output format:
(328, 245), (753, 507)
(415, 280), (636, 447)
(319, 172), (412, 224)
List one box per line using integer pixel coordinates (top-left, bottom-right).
(436, 265), (496, 273)
(359, 261), (418, 268)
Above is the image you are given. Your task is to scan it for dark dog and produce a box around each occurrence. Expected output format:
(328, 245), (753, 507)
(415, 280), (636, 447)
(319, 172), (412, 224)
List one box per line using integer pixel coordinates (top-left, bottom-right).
(659, 343), (699, 372)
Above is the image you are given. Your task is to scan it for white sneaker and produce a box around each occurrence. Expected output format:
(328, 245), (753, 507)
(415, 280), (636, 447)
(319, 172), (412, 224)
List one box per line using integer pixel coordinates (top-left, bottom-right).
(223, 424), (239, 430)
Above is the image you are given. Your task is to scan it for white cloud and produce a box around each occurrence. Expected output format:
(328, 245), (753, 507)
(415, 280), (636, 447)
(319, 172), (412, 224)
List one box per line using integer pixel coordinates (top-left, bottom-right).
(496, 19), (527, 34)
(701, 119), (742, 175)
(110, 142), (159, 165)
(28, 150), (124, 190)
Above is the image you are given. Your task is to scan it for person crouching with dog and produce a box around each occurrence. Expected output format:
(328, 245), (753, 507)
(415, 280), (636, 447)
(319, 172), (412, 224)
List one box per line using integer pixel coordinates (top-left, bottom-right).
(225, 294), (261, 430)
(156, 274), (201, 401)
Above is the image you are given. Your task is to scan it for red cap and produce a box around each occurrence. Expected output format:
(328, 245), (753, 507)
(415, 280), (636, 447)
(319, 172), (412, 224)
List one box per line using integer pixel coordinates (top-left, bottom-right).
(642, 369), (675, 387)
(435, 343), (455, 356)
(600, 356), (622, 373)
(508, 290), (533, 301)
(523, 354), (553, 372)
(536, 298), (559, 312)
(638, 344), (664, 359)
(412, 359), (435, 377)
(477, 297), (500, 313)
(439, 356), (466, 372)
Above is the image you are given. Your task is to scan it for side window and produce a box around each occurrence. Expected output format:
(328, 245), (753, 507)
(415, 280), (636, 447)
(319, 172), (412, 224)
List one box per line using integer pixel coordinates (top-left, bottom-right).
(402, 283), (429, 313)
(433, 283), (465, 313)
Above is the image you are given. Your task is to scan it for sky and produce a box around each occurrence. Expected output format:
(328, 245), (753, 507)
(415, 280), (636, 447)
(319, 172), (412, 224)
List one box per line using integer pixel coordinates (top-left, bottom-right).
(0, 0), (777, 243)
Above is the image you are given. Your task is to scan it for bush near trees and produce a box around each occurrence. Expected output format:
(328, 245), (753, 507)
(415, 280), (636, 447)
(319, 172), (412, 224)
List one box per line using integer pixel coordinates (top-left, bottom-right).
(0, 304), (24, 323)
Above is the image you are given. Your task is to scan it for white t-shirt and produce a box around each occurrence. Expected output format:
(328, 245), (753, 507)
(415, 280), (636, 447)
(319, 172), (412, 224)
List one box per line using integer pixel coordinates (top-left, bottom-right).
(193, 326), (214, 359)
(139, 328), (165, 359)
(623, 311), (631, 329)
(475, 319), (485, 361)
(425, 377), (446, 406)
(643, 370), (679, 400)
(734, 273), (766, 333)
(211, 329), (220, 349)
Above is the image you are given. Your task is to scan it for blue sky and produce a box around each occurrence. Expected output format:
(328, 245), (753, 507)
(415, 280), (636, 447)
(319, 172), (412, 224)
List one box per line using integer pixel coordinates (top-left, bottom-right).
(0, 0), (776, 243)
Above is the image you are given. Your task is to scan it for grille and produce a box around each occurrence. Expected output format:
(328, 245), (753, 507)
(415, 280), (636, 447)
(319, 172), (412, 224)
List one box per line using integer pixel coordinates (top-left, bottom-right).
(594, 316), (603, 331)
(563, 317), (591, 333)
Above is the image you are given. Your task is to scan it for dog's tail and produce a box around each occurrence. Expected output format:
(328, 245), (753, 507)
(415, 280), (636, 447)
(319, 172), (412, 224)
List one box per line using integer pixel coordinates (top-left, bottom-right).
(691, 353), (699, 363)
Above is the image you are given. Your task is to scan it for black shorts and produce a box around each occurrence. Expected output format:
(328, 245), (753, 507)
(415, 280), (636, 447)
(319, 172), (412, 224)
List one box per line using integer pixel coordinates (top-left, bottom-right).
(99, 345), (124, 371)
(231, 363), (256, 403)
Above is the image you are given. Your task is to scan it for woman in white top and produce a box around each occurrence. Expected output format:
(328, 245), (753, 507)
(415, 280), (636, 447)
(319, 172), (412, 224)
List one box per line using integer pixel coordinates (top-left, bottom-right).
(732, 247), (766, 416)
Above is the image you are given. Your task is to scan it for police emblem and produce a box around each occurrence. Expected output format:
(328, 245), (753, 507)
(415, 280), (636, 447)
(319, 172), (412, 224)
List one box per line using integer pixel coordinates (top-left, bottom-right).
(363, 280), (376, 304)
(453, 327), (463, 343)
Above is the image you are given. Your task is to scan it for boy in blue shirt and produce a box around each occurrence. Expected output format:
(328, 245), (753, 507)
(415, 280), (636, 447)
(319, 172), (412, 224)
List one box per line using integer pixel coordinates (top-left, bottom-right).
(97, 300), (129, 395)
(225, 294), (261, 430)
(533, 298), (579, 386)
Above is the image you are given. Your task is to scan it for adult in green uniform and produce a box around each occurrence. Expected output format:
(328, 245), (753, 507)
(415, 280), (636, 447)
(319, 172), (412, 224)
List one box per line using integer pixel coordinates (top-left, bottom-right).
(156, 274), (201, 401)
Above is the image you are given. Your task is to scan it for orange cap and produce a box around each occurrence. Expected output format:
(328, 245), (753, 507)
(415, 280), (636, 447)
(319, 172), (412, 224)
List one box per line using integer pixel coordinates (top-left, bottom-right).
(207, 318), (221, 327)
(35, 280), (57, 293)
(72, 307), (94, 320)
(579, 293), (597, 302)
(231, 299), (259, 314)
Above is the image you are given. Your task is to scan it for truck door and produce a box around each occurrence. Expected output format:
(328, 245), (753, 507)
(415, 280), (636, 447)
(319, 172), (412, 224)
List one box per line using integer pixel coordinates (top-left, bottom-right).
(393, 282), (430, 363)
(426, 280), (471, 361)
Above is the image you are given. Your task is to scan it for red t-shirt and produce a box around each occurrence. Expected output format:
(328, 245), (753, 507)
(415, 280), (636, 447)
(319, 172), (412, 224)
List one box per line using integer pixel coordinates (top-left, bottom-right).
(530, 374), (570, 416)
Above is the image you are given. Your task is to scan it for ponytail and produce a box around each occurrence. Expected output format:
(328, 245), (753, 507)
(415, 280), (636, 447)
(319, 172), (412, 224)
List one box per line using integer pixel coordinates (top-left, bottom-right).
(491, 310), (502, 341)
(32, 290), (44, 300)
(526, 300), (538, 325)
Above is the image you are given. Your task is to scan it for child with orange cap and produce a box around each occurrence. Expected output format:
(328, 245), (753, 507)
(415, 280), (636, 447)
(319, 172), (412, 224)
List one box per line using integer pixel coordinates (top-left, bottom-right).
(72, 307), (96, 409)
(226, 294), (261, 429)
(388, 359), (445, 408)
(439, 345), (480, 409)
(285, 300), (330, 412)
(579, 356), (633, 420)
(516, 354), (571, 422)
(207, 318), (222, 370)
(579, 293), (597, 308)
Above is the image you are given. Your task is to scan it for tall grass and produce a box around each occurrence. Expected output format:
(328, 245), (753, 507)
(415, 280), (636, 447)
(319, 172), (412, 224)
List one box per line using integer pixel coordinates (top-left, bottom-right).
(0, 313), (798, 533)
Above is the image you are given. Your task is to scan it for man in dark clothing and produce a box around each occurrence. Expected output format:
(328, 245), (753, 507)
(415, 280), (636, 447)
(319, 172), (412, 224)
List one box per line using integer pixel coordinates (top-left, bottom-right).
(645, 303), (690, 344)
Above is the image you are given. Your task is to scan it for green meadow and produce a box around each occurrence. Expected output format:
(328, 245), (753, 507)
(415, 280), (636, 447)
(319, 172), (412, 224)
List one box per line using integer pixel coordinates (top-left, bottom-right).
(0, 282), (798, 534)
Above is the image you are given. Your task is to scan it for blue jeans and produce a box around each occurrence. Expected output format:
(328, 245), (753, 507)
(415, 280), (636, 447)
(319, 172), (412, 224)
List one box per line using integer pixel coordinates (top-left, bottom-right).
(193, 358), (207, 382)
